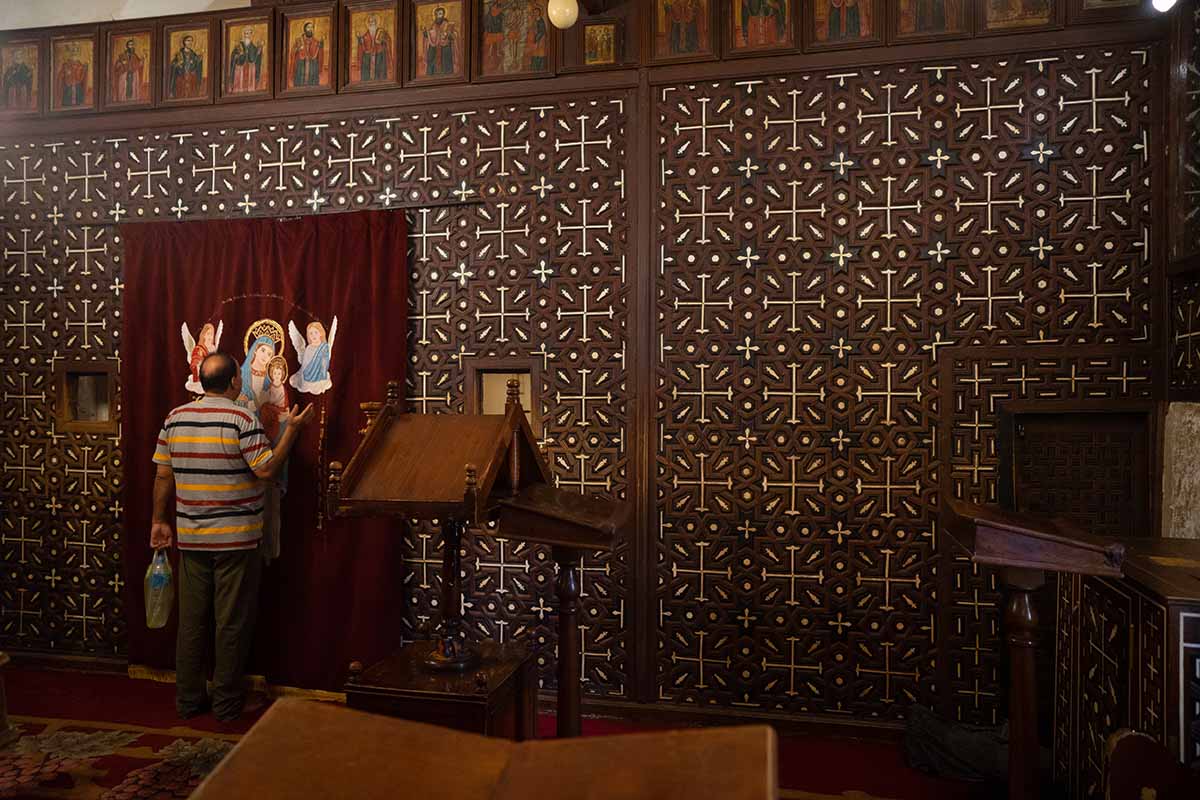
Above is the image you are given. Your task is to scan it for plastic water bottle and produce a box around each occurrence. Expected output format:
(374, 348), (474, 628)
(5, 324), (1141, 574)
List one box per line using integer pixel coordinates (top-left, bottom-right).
(144, 549), (174, 629)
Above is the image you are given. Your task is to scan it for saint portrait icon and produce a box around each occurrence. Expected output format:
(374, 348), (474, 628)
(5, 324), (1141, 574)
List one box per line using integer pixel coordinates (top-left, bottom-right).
(1, 42), (39, 112)
(285, 13), (332, 91)
(415, 1), (464, 80)
(347, 5), (396, 87)
(51, 36), (95, 111)
(165, 26), (210, 103)
(223, 19), (271, 98)
(108, 31), (152, 106)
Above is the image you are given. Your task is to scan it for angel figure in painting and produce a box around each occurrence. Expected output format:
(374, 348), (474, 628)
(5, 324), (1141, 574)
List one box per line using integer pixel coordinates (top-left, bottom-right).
(182, 320), (223, 394)
(288, 317), (337, 395)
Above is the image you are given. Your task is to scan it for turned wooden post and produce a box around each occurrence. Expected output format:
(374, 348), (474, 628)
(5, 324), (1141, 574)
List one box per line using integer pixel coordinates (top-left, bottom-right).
(1004, 566), (1044, 800)
(554, 546), (582, 738)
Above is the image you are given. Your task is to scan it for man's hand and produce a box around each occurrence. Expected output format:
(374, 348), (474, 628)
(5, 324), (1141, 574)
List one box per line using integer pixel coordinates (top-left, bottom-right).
(150, 522), (173, 550)
(290, 403), (316, 429)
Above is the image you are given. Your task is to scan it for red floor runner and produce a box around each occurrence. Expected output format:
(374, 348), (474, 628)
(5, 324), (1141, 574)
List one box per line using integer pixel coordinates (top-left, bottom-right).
(7, 667), (982, 799)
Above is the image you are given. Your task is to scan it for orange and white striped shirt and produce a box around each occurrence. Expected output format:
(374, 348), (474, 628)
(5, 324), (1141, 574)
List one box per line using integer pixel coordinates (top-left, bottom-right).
(153, 396), (273, 551)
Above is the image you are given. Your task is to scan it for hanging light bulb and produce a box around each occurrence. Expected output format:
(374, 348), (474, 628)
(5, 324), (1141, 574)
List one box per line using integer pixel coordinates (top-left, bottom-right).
(1152, 0), (1178, 11)
(548, 0), (580, 29)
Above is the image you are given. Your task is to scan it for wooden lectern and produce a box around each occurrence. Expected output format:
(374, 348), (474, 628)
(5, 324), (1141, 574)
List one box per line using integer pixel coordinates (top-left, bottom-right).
(944, 499), (1125, 800)
(328, 379), (631, 736)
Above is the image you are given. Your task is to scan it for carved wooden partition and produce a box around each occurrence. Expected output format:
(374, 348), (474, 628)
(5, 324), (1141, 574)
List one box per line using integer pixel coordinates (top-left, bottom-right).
(0, 8), (1183, 734)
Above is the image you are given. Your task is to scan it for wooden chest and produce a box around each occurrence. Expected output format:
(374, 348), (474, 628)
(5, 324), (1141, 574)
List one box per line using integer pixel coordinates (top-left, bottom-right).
(344, 639), (537, 741)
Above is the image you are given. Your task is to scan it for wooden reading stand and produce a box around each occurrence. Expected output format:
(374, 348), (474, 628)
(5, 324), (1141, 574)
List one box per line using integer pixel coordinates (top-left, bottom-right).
(943, 499), (1125, 800)
(328, 379), (631, 737)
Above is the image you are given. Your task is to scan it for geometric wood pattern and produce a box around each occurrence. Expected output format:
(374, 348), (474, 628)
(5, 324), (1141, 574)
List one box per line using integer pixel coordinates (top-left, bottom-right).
(654, 43), (1160, 721)
(1054, 574), (1173, 800)
(0, 96), (632, 703)
(0, 37), (1168, 727)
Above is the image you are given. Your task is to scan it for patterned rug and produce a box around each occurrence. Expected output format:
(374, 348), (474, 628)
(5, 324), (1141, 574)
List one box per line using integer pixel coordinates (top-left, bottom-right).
(0, 716), (238, 799)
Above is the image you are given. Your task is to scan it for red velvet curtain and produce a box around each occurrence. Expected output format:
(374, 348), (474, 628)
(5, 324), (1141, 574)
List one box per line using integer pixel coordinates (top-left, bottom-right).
(120, 210), (408, 689)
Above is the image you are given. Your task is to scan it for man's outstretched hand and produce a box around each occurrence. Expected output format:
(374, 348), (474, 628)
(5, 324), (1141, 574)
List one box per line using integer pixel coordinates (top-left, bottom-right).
(290, 403), (316, 428)
(150, 522), (173, 550)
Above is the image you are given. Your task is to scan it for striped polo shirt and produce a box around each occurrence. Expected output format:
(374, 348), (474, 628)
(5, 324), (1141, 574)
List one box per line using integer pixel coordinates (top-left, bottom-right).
(152, 396), (274, 551)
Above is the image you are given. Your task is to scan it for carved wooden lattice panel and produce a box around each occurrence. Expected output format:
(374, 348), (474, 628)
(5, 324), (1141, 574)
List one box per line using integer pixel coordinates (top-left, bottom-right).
(0, 96), (633, 700)
(655, 43), (1159, 721)
(1170, 272), (1200, 394)
(1077, 578), (1133, 800)
(1184, 2), (1200, 256)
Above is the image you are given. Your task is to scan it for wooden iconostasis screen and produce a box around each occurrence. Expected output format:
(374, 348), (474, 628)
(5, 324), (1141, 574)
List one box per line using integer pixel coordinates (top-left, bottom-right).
(0, 40), (1163, 725)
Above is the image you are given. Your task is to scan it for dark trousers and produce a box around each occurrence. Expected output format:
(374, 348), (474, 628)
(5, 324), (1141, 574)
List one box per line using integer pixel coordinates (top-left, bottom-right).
(176, 548), (262, 720)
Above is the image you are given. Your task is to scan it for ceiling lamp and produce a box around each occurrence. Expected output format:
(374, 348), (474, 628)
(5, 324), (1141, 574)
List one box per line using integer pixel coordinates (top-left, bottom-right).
(548, 0), (580, 29)
(1151, 0), (1178, 11)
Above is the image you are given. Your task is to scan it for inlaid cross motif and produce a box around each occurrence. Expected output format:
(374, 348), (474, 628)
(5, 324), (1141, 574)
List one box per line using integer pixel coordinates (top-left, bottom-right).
(761, 455), (825, 517)
(762, 362), (826, 426)
(857, 176), (920, 240)
(555, 114), (612, 172)
(5, 229), (46, 278)
(671, 540), (732, 603)
(856, 83), (922, 147)
(1058, 165), (1132, 231)
(762, 636), (821, 697)
(555, 368), (612, 427)
(557, 199), (612, 257)
(65, 151), (107, 203)
(1, 516), (42, 565)
(854, 363), (922, 427)
(475, 120), (530, 177)
(954, 171), (1025, 236)
(555, 285), (614, 343)
(670, 630), (729, 690)
(474, 538), (529, 596)
(766, 180), (828, 242)
(955, 77), (1024, 141)
(1, 589), (41, 638)
(4, 155), (46, 205)
(398, 125), (452, 184)
(854, 456), (920, 519)
(1058, 261), (1132, 329)
(127, 146), (170, 199)
(763, 89), (826, 152)
(673, 273), (733, 335)
(474, 285), (530, 343)
(192, 143), (237, 196)
(257, 137), (306, 191)
(761, 545), (824, 606)
(855, 268), (921, 333)
(673, 96), (734, 158)
(855, 549), (921, 612)
(65, 519), (107, 569)
(671, 363), (732, 425)
(674, 185), (734, 245)
(672, 452), (731, 514)
(1057, 67), (1131, 134)
(326, 132), (377, 189)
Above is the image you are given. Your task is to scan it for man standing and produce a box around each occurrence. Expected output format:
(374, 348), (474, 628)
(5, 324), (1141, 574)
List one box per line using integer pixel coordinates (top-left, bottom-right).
(111, 38), (145, 103)
(150, 353), (313, 721)
(289, 20), (324, 88)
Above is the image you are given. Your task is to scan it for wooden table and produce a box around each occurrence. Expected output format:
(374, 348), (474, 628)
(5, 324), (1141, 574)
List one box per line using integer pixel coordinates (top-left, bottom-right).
(192, 698), (778, 800)
(345, 639), (536, 740)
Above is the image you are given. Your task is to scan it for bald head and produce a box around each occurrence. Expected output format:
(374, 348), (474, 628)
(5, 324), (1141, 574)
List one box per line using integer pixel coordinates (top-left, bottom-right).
(199, 352), (238, 394)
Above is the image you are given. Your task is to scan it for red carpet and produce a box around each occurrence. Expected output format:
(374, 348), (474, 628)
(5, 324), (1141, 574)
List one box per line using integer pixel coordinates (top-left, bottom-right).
(4, 667), (980, 799)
